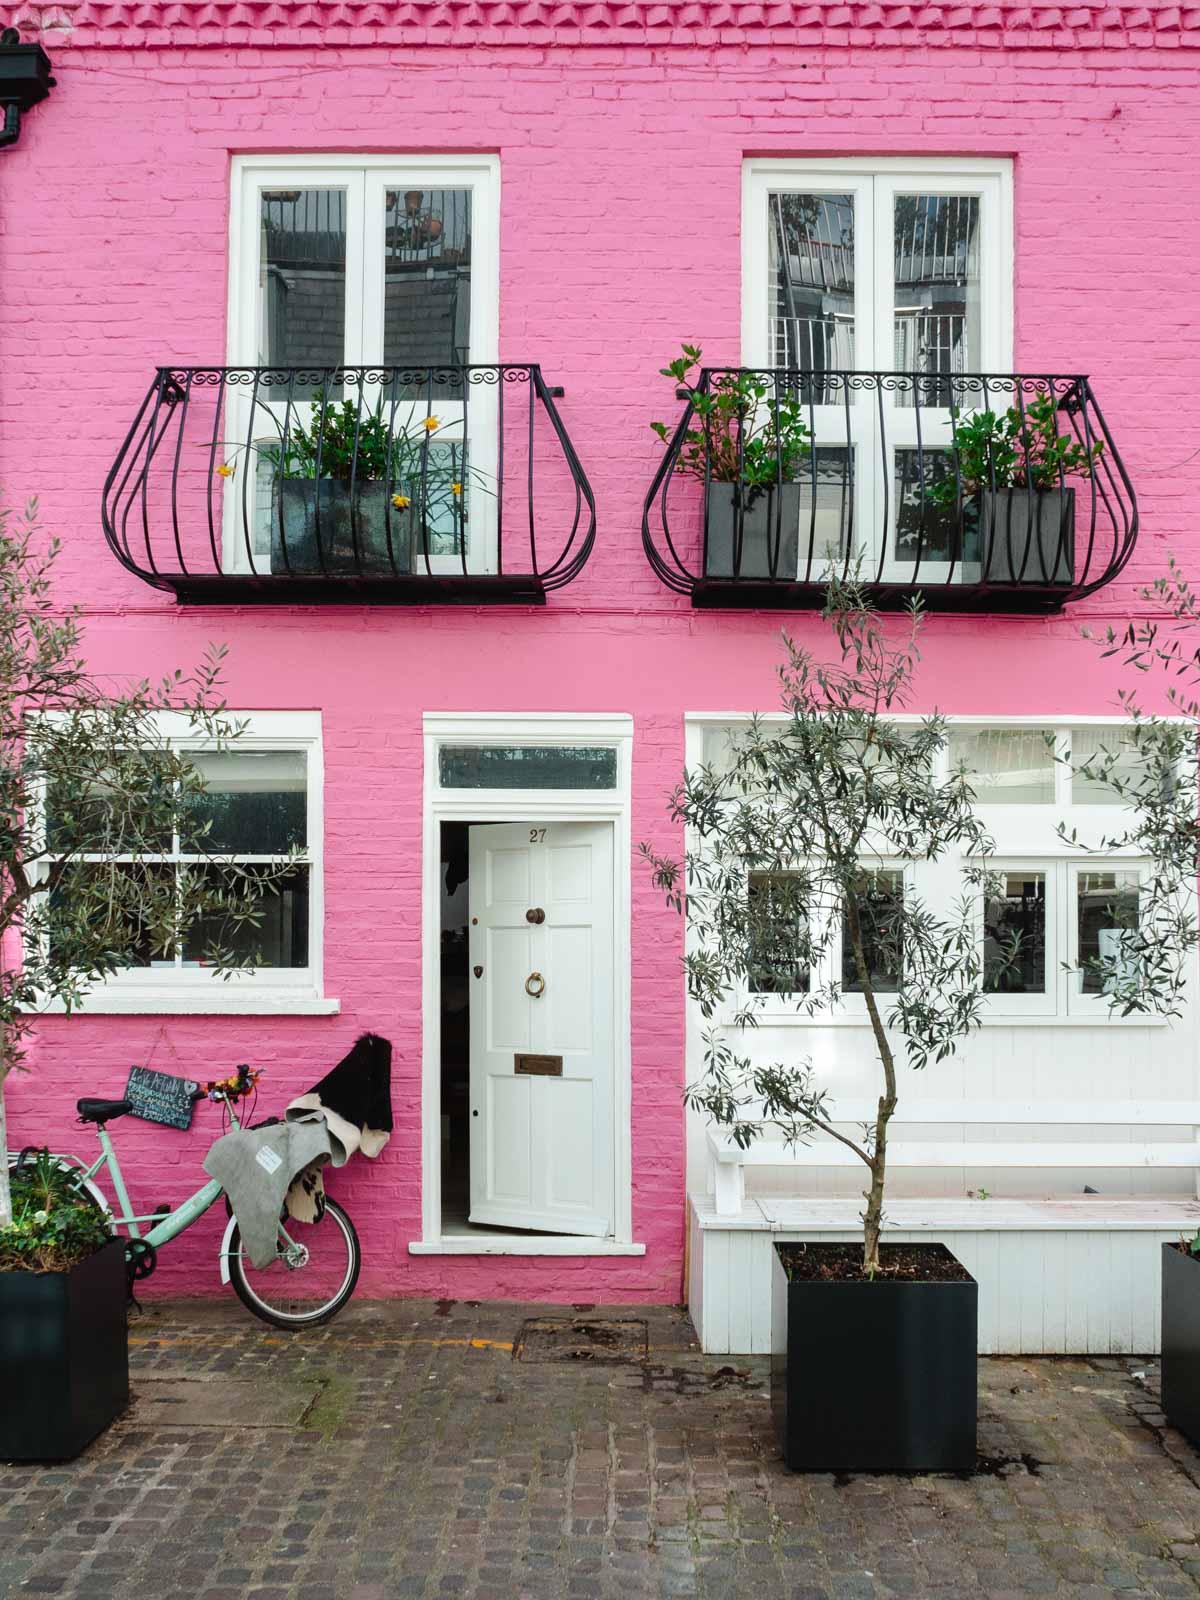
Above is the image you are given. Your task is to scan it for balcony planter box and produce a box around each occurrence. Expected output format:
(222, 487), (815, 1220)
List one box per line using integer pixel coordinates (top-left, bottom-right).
(1161, 1243), (1200, 1444)
(771, 1241), (977, 1473)
(271, 480), (413, 577)
(705, 482), (801, 581)
(0, 1239), (128, 1461)
(959, 488), (1075, 586)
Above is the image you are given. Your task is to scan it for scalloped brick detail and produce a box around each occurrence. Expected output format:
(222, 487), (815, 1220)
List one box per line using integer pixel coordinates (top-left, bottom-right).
(11, 0), (1200, 45)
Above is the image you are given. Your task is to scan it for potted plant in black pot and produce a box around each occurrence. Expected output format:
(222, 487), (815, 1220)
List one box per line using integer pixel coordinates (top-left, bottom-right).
(644, 579), (1021, 1472)
(1, 1151), (127, 1461)
(933, 390), (1104, 587)
(261, 393), (469, 577)
(1162, 1236), (1200, 1443)
(651, 346), (812, 581)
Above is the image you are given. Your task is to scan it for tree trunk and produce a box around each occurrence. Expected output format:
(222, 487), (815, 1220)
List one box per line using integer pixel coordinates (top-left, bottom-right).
(843, 890), (899, 1276)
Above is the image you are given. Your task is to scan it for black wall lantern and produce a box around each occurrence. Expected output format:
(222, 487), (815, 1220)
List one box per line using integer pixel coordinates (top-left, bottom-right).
(0, 26), (55, 149)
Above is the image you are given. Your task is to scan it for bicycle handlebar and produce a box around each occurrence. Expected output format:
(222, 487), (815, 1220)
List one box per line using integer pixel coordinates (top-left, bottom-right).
(192, 1064), (261, 1104)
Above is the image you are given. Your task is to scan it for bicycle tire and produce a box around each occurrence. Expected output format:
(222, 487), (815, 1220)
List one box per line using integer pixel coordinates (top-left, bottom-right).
(227, 1196), (361, 1329)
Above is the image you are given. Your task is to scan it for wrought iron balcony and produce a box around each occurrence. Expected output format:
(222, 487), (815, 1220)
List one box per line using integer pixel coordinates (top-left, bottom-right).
(103, 366), (595, 604)
(642, 371), (1137, 613)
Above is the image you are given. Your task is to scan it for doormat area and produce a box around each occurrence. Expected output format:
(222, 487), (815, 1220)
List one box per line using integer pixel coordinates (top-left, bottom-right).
(513, 1317), (649, 1364)
(131, 1377), (321, 1428)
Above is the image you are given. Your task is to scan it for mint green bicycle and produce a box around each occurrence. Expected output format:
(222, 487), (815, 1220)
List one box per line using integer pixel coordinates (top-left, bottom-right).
(6, 1065), (360, 1329)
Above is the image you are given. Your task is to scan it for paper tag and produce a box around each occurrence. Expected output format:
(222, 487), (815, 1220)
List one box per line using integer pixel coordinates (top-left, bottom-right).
(255, 1145), (283, 1176)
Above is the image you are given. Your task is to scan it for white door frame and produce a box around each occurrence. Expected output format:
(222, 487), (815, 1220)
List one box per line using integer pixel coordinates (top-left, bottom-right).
(414, 713), (639, 1256)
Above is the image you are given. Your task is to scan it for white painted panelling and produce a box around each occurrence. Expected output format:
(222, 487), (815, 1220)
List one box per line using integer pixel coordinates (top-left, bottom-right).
(690, 1194), (1198, 1355)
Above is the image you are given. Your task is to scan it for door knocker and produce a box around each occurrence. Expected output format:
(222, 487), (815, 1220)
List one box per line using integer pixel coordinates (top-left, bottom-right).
(525, 971), (546, 999)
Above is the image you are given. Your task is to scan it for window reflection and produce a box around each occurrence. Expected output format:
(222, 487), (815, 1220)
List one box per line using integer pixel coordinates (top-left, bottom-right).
(984, 873), (1046, 994)
(893, 194), (980, 406)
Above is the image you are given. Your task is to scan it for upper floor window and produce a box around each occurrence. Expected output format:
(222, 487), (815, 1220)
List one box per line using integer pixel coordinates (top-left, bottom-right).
(744, 158), (1011, 388)
(226, 157), (500, 577)
(230, 156), (499, 376)
(740, 159), (1013, 579)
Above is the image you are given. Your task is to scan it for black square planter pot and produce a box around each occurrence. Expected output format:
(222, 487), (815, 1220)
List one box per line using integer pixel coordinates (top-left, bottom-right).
(772, 1242), (977, 1473)
(1161, 1242), (1200, 1443)
(705, 482), (801, 580)
(0, 1240), (129, 1461)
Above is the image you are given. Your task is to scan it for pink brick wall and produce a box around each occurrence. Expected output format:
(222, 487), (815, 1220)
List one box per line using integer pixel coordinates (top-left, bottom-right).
(2, 5), (1198, 1303)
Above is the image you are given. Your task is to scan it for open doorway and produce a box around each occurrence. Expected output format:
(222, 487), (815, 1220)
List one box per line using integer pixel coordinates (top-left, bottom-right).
(437, 818), (617, 1239)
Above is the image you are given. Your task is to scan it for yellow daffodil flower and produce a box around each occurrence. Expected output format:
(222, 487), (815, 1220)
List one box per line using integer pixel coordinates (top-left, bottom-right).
(452, 482), (463, 496)
(216, 462), (235, 478)
(423, 416), (440, 432)
(392, 493), (411, 510)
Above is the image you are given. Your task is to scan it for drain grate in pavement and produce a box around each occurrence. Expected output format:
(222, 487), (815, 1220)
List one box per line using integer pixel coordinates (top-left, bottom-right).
(514, 1317), (649, 1364)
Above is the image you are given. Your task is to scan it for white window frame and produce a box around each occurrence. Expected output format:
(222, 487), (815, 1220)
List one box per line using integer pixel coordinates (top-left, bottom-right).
(742, 158), (1014, 584)
(1065, 859), (1153, 1019)
(37, 711), (335, 1016)
(225, 155), (501, 578)
(688, 713), (1183, 1029)
(413, 713), (641, 1258)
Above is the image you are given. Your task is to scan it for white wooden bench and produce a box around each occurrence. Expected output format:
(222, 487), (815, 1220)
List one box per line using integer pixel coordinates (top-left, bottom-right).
(691, 1100), (1200, 1354)
(707, 1100), (1200, 1216)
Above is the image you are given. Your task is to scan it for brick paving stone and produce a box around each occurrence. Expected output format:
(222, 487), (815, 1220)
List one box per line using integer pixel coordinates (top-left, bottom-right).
(4, 1301), (1200, 1598)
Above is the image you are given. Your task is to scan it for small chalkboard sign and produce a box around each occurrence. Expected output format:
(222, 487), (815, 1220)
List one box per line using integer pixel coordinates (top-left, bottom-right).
(124, 1066), (200, 1131)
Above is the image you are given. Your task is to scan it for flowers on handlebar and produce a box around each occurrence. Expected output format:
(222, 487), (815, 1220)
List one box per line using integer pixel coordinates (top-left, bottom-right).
(206, 1066), (262, 1101)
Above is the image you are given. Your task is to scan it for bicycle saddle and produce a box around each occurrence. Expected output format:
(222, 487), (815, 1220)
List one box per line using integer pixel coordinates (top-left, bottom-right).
(76, 1098), (132, 1124)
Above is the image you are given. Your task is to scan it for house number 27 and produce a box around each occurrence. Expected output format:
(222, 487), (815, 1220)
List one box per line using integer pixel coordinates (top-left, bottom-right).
(529, 828), (547, 844)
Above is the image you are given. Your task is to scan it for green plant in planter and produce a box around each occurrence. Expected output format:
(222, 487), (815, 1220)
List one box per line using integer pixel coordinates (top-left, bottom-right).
(651, 346), (811, 498)
(932, 391), (1104, 506)
(0, 1153), (111, 1274)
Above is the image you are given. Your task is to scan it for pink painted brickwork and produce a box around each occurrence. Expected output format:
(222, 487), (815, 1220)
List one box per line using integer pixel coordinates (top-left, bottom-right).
(2, 4), (1198, 1302)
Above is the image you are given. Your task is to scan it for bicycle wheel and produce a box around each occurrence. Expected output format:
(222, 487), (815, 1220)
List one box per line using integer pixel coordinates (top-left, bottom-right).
(227, 1196), (360, 1329)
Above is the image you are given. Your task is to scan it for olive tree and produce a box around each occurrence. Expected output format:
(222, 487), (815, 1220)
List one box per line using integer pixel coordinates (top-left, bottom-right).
(0, 502), (294, 1225)
(1060, 557), (1200, 1017)
(644, 581), (1005, 1274)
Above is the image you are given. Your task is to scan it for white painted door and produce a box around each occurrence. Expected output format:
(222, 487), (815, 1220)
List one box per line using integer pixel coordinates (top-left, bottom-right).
(468, 821), (614, 1235)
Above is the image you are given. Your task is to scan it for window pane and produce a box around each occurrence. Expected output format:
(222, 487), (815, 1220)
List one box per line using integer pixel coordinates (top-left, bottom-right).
(894, 194), (980, 406)
(893, 447), (963, 562)
(797, 446), (853, 567)
(949, 728), (1055, 804)
(259, 188), (347, 387)
(1070, 727), (1144, 806)
(383, 187), (472, 385)
(769, 192), (855, 385)
(1077, 870), (1140, 995)
(984, 873), (1046, 994)
(182, 866), (310, 969)
(748, 874), (809, 995)
(438, 746), (617, 790)
(842, 870), (903, 993)
(45, 759), (175, 855)
(49, 862), (176, 969)
(183, 751), (307, 854)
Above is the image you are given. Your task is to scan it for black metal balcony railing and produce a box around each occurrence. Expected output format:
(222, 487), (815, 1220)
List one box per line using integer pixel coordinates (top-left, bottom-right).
(103, 366), (596, 604)
(642, 371), (1138, 613)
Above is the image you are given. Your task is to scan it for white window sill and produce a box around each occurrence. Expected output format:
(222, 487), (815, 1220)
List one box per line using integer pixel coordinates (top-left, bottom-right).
(730, 1010), (1172, 1029)
(409, 1237), (646, 1257)
(33, 992), (341, 1017)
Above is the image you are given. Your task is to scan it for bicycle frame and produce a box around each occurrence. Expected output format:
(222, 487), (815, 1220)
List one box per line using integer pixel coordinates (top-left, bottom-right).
(54, 1095), (244, 1252)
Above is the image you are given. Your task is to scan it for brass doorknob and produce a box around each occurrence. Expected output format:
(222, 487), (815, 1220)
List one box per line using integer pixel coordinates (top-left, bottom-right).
(525, 971), (546, 998)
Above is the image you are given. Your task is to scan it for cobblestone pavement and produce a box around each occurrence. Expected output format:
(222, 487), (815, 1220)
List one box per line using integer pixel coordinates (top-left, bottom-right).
(5, 1299), (1200, 1600)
